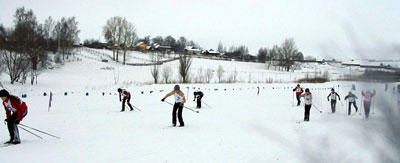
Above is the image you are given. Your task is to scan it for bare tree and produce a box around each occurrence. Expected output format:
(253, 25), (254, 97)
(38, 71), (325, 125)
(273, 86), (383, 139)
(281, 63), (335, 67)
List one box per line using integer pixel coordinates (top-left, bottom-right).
(217, 65), (224, 83)
(162, 66), (173, 84)
(248, 72), (252, 83)
(150, 53), (161, 84)
(103, 17), (134, 63)
(179, 52), (192, 83)
(1, 25), (29, 84)
(233, 69), (238, 83)
(53, 17), (80, 60)
(43, 16), (55, 46)
(151, 65), (160, 84)
(121, 20), (137, 65)
(196, 67), (205, 83)
(217, 41), (225, 53)
(12, 7), (47, 85)
(205, 68), (214, 83)
(103, 17), (119, 60)
(113, 67), (119, 85)
(278, 38), (298, 71)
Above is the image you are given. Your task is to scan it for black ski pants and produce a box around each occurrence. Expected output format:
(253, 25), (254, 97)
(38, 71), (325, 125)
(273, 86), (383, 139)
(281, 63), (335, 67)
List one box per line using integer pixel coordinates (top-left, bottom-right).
(172, 102), (184, 126)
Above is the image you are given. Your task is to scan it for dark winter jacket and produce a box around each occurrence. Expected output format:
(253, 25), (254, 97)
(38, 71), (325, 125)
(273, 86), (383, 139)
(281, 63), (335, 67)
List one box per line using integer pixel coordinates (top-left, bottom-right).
(344, 94), (358, 103)
(193, 91), (204, 100)
(327, 92), (341, 101)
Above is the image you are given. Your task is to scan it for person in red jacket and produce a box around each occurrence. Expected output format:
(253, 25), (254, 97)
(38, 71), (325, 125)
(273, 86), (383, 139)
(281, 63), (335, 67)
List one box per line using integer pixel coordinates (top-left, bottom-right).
(362, 90), (376, 119)
(293, 84), (304, 106)
(118, 88), (134, 112)
(0, 89), (28, 144)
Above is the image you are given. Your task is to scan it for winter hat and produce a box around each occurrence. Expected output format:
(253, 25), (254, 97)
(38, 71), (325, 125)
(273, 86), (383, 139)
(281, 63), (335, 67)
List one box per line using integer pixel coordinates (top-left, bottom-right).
(174, 85), (180, 91)
(305, 88), (310, 92)
(349, 91), (352, 94)
(0, 89), (9, 97)
(117, 88), (122, 92)
(297, 84), (300, 87)
(331, 88), (335, 91)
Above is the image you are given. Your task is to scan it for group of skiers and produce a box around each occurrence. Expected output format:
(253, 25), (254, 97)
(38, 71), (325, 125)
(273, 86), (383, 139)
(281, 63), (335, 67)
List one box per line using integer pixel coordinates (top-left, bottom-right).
(117, 86), (205, 128)
(293, 84), (379, 122)
(1, 83), (397, 144)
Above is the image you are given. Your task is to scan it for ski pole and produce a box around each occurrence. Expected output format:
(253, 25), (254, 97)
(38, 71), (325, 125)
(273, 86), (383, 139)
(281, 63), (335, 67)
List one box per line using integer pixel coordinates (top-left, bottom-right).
(164, 101), (199, 113)
(292, 92), (295, 107)
(18, 125), (43, 139)
(372, 98), (375, 115)
(202, 100), (212, 109)
(312, 104), (323, 113)
(360, 97), (363, 115)
(19, 124), (61, 139)
(339, 100), (344, 107)
(131, 104), (142, 112)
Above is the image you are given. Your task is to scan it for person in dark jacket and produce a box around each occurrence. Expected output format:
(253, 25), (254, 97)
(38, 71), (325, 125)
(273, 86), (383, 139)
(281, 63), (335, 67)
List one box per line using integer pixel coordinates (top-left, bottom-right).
(0, 89), (28, 144)
(344, 91), (358, 115)
(193, 91), (204, 109)
(118, 88), (134, 112)
(293, 84), (304, 106)
(327, 88), (341, 113)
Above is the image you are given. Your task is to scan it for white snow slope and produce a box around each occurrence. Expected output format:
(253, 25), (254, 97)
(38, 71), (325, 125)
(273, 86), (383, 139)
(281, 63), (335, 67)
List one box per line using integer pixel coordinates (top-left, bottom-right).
(0, 51), (399, 163)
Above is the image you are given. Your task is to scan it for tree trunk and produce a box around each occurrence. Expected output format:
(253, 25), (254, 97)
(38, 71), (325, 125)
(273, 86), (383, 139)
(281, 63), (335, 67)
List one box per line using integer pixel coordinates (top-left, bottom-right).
(116, 49), (119, 62)
(123, 49), (126, 65)
(112, 49), (115, 60)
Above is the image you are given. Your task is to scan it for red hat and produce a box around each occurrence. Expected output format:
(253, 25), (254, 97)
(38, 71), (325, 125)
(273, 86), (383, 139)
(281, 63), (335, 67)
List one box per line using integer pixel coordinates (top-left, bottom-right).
(305, 88), (310, 92)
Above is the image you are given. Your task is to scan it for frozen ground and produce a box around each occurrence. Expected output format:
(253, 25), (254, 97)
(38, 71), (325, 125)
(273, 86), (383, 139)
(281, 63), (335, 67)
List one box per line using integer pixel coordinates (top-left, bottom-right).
(0, 53), (399, 163)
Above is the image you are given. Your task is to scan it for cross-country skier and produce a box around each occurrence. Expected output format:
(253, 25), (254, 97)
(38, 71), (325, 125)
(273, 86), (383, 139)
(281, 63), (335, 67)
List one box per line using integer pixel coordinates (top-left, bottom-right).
(193, 91), (204, 109)
(0, 89), (28, 144)
(118, 88), (134, 112)
(293, 84), (304, 106)
(362, 90), (376, 119)
(327, 88), (341, 113)
(300, 88), (312, 121)
(344, 91), (358, 115)
(257, 86), (260, 96)
(161, 85), (186, 127)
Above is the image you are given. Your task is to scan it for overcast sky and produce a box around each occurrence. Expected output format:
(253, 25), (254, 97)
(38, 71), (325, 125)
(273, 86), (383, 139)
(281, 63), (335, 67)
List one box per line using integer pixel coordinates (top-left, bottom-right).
(1, 0), (399, 60)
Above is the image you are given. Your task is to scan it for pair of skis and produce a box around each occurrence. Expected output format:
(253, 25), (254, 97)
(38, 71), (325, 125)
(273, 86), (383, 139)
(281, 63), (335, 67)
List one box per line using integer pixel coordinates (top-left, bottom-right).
(1, 124), (60, 147)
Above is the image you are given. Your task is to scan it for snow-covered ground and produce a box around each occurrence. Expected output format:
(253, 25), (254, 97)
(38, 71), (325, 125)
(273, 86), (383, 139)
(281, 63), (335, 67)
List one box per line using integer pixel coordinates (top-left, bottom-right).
(0, 52), (399, 163)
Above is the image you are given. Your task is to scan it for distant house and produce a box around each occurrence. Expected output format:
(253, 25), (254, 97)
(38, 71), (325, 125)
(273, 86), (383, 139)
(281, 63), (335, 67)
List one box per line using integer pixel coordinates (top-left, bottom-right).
(149, 43), (172, 53)
(242, 54), (257, 62)
(202, 49), (220, 56)
(136, 42), (147, 51)
(184, 46), (201, 55)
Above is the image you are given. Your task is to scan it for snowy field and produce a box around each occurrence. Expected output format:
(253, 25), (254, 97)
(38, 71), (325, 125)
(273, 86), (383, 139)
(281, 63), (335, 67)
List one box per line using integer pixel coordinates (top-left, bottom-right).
(0, 54), (399, 163)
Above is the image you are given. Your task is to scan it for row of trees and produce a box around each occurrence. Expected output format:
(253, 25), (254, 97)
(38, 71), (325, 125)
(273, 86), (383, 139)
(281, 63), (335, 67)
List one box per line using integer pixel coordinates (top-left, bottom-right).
(103, 16), (137, 64)
(102, 16), (201, 64)
(0, 7), (80, 84)
(151, 61), (241, 84)
(150, 51), (193, 84)
(257, 38), (304, 71)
